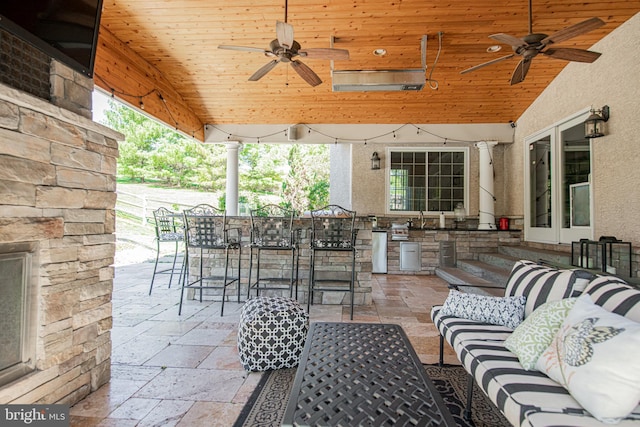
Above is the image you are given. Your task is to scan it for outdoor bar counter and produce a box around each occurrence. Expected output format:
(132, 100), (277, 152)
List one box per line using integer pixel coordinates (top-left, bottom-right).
(187, 216), (522, 307)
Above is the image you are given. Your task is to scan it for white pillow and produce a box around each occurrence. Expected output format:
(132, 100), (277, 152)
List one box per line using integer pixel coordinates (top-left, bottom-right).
(440, 289), (526, 329)
(536, 294), (640, 423)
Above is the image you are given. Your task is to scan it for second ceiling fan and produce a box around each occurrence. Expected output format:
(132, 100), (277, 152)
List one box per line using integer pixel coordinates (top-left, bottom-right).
(461, 0), (605, 85)
(218, 0), (349, 87)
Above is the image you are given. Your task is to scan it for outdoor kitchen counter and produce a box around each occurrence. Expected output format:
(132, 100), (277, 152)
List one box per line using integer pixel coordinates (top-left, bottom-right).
(186, 217), (522, 308)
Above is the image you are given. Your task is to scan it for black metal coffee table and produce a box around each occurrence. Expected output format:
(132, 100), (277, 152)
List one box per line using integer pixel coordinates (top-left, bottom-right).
(282, 322), (456, 426)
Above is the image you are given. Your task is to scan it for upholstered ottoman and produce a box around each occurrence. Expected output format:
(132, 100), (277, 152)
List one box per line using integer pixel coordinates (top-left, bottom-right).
(237, 296), (309, 371)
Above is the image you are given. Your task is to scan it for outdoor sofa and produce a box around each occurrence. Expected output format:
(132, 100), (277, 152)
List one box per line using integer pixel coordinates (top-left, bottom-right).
(431, 259), (640, 426)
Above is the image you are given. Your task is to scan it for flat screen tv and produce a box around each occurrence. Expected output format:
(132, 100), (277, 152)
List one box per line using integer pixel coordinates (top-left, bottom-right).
(0, 0), (103, 77)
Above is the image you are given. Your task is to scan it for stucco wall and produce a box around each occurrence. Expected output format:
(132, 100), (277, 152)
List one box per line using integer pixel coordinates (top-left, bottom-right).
(508, 12), (640, 246)
(350, 141), (508, 223)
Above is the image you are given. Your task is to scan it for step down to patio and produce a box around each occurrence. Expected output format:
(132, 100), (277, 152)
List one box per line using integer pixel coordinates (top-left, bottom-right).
(435, 243), (574, 297)
(435, 267), (505, 297)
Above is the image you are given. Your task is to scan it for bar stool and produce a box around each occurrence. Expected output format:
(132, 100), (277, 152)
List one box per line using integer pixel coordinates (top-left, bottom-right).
(181, 204), (242, 316)
(308, 205), (358, 320)
(248, 205), (299, 300)
(149, 207), (186, 295)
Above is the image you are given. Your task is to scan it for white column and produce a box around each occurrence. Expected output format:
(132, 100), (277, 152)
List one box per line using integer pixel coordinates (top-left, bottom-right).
(225, 141), (240, 215)
(475, 141), (498, 230)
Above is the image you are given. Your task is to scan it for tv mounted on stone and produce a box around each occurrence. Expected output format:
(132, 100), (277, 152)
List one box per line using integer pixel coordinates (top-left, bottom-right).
(0, 0), (103, 78)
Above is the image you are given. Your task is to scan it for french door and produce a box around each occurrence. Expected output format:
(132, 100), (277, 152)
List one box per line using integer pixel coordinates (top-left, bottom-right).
(524, 111), (594, 244)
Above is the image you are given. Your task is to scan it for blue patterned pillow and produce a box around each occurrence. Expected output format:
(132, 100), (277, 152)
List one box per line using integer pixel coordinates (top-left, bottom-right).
(440, 289), (526, 329)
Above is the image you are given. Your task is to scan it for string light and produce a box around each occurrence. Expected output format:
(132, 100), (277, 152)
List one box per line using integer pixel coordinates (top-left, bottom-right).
(94, 73), (202, 138)
(205, 123), (488, 145)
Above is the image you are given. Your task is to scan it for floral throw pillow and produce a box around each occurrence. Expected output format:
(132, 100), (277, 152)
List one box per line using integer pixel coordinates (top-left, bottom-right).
(440, 289), (526, 329)
(504, 298), (577, 370)
(536, 294), (640, 423)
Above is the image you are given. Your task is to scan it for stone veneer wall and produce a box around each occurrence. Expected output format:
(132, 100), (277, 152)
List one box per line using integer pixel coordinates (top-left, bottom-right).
(0, 62), (122, 404)
(386, 229), (522, 275)
(188, 217), (374, 306)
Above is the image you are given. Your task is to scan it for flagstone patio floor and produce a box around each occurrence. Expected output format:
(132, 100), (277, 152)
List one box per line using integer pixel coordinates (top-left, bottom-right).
(69, 260), (458, 426)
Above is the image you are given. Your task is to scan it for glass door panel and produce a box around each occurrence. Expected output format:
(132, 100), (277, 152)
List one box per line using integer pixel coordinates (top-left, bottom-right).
(559, 118), (592, 242)
(526, 131), (557, 242)
(530, 136), (552, 228)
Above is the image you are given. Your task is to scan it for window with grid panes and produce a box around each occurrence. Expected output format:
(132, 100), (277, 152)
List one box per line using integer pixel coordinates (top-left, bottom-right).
(388, 149), (466, 213)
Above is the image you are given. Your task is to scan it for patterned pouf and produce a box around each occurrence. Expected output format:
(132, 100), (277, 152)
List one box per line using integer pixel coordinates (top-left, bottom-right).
(237, 296), (309, 371)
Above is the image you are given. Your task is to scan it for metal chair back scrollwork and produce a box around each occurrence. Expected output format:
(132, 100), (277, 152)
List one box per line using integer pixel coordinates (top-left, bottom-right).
(308, 205), (358, 319)
(181, 204), (242, 316)
(248, 205), (299, 299)
(149, 207), (186, 295)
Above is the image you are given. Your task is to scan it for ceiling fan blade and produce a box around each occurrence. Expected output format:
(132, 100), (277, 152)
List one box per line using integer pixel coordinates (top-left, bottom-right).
(543, 47), (601, 63)
(489, 33), (525, 47)
(541, 17), (605, 45)
(299, 48), (350, 60)
(290, 60), (322, 87)
(218, 45), (273, 55)
(510, 58), (532, 85)
(460, 54), (515, 74)
(276, 21), (294, 49)
(249, 59), (280, 81)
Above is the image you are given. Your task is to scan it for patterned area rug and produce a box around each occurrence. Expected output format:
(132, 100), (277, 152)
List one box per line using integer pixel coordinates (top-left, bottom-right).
(233, 364), (511, 427)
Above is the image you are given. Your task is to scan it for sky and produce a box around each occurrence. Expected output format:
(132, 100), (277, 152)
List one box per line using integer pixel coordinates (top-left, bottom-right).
(92, 90), (110, 124)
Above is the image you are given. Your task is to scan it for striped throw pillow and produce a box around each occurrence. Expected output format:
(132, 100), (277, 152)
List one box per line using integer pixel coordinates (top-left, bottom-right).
(582, 275), (640, 322)
(505, 260), (577, 317)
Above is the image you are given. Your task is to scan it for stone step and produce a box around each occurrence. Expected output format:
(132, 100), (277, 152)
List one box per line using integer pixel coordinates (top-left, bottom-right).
(457, 259), (511, 286)
(435, 267), (505, 297)
(499, 244), (572, 266)
(478, 251), (520, 271)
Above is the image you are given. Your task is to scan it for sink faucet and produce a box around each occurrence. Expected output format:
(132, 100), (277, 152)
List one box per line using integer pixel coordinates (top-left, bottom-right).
(419, 211), (425, 229)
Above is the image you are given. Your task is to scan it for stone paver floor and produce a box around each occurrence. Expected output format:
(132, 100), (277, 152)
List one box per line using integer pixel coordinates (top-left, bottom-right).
(70, 259), (457, 426)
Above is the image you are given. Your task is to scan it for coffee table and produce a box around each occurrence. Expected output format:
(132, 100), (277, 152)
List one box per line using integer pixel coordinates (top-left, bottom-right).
(282, 322), (456, 426)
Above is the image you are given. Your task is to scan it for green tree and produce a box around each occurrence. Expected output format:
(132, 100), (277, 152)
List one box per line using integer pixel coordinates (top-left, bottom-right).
(102, 98), (330, 209)
(104, 100), (182, 182)
(282, 144), (329, 213)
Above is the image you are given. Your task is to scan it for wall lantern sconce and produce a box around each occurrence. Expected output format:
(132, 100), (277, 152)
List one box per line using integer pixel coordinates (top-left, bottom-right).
(371, 152), (381, 170)
(584, 105), (610, 138)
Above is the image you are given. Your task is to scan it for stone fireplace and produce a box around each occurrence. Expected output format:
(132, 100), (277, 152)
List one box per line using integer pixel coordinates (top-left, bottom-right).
(0, 57), (121, 405)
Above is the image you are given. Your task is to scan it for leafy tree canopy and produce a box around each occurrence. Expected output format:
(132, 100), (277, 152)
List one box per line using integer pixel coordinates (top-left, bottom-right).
(103, 99), (329, 211)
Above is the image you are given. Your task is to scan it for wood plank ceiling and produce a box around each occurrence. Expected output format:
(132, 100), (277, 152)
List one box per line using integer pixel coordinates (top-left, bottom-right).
(96, 1), (640, 130)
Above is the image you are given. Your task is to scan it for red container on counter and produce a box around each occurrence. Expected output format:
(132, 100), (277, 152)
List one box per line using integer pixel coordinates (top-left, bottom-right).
(499, 217), (509, 231)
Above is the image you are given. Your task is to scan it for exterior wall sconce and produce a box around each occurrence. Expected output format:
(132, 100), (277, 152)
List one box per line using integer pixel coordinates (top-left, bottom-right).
(371, 152), (381, 170)
(584, 105), (610, 138)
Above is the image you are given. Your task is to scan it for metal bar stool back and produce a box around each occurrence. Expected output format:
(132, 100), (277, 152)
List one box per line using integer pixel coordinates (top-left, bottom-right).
(248, 205), (299, 299)
(149, 207), (186, 295)
(182, 204), (242, 316)
(308, 205), (358, 319)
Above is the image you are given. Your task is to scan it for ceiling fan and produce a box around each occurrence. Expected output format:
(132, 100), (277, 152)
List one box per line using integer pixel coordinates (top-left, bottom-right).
(218, 0), (349, 87)
(461, 0), (605, 85)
